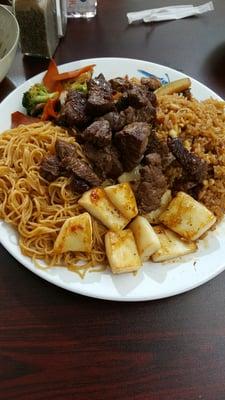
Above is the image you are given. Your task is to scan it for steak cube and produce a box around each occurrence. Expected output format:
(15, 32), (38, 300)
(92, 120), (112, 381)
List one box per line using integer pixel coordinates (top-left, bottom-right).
(140, 77), (162, 91)
(109, 77), (132, 92)
(84, 142), (123, 179)
(127, 84), (149, 109)
(59, 90), (90, 128)
(55, 140), (77, 161)
(39, 155), (61, 182)
(87, 73), (114, 116)
(82, 120), (112, 147)
(137, 153), (167, 213)
(115, 122), (151, 171)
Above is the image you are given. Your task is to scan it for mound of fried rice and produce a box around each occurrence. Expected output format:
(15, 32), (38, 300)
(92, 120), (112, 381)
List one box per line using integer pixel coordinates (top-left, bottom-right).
(157, 94), (225, 219)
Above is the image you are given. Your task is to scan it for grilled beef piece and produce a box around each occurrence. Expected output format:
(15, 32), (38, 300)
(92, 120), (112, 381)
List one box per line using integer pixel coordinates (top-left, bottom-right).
(68, 158), (101, 187)
(98, 111), (126, 132)
(115, 84), (156, 112)
(127, 84), (149, 109)
(40, 140), (101, 193)
(140, 77), (162, 91)
(137, 182), (162, 213)
(87, 73), (114, 116)
(119, 106), (136, 125)
(143, 152), (166, 173)
(115, 122), (151, 171)
(109, 77), (132, 92)
(111, 77), (158, 110)
(84, 142), (123, 179)
(136, 153), (167, 213)
(39, 155), (62, 182)
(115, 92), (130, 111)
(146, 131), (174, 170)
(172, 176), (203, 199)
(70, 176), (90, 194)
(56, 139), (101, 191)
(59, 90), (90, 128)
(135, 101), (156, 124)
(118, 101), (156, 128)
(55, 140), (77, 161)
(98, 100), (156, 133)
(167, 136), (208, 183)
(80, 120), (112, 147)
(145, 90), (157, 107)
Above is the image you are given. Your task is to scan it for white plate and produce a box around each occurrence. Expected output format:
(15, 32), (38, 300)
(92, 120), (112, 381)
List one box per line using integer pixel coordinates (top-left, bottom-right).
(1, 57), (225, 301)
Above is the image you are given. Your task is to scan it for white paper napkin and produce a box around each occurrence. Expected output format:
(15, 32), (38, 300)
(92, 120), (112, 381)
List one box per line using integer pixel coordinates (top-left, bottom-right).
(127, 2), (214, 24)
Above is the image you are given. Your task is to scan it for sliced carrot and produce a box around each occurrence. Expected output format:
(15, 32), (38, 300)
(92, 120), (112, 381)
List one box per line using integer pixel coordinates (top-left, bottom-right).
(11, 112), (40, 128)
(41, 98), (58, 121)
(43, 59), (63, 93)
(53, 64), (95, 81)
(43, 61), (95, 92)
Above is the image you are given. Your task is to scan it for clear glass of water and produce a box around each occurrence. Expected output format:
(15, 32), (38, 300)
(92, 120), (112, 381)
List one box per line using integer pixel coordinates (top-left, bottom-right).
(67, 0), (97, 18)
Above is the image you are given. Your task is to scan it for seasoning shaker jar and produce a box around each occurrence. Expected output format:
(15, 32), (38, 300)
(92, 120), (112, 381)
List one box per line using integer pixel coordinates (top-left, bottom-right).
(67, 0), (97, 18)
(14, 0), (61, 58)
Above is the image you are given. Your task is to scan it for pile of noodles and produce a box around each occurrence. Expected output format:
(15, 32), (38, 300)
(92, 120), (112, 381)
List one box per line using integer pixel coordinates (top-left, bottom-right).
(0, 122), (107, 277)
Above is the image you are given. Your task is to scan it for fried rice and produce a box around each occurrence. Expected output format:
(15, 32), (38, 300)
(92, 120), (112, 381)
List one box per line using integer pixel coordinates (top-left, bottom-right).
(157, 94), (225, 219)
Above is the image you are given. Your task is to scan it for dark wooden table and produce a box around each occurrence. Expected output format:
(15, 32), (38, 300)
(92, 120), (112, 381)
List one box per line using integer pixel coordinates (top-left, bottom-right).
(1, 1), (225, 399)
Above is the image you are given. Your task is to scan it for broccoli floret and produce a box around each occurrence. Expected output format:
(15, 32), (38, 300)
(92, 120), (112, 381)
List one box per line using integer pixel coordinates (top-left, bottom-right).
(22, 83), (58, 116)
(70, 82), (88, 93)
(64, 81), (88, 93)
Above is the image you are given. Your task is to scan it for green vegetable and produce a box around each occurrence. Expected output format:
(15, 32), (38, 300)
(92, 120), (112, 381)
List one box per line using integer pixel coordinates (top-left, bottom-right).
(64, 81), (88, 93)
(22, 83), (58, 116)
